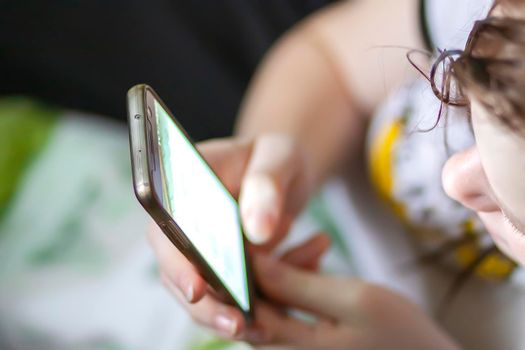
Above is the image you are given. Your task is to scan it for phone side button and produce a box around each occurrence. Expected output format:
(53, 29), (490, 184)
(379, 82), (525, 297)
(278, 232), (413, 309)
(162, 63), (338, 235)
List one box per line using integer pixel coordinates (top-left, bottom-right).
(166, 222), (190, 250)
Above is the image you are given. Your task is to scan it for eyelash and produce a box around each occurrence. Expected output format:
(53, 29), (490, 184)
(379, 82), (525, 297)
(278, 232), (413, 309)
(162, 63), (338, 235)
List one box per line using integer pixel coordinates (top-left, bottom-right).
(502, 213), (525, 237)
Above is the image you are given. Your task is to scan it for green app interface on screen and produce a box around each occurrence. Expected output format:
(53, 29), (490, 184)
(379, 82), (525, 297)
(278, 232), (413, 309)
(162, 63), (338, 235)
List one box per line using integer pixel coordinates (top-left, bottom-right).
(154, 100), (249, 311)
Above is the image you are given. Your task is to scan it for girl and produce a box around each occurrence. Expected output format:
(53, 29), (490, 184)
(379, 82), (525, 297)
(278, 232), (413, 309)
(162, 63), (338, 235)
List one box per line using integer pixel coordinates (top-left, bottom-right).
(149, 0), (525, 348)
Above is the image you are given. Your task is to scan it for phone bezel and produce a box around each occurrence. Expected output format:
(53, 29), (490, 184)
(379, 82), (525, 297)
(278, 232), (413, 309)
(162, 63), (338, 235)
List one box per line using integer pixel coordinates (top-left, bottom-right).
(127, 84), (255, 320)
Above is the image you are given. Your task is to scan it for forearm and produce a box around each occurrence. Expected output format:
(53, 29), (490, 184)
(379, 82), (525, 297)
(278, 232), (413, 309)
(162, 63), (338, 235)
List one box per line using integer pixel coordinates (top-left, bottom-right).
(235, 21), (364, 188)
(235, 0), (425, 188)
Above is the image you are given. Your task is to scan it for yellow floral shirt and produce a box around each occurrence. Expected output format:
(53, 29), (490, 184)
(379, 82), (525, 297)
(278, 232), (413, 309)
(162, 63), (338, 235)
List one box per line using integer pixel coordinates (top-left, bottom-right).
(367, 80), (516, 279)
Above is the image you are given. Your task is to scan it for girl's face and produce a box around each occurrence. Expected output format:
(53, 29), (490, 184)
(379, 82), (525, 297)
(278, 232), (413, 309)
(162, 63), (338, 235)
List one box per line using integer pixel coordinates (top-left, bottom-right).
(442, 98), (525, 266)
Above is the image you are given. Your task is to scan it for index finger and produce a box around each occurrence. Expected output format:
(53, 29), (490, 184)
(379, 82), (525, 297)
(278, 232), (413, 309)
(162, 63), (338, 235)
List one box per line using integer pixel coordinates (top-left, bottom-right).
(249, 302), (355, 348)
(253, 254), (366, 321)
(196, 138), (252, 198)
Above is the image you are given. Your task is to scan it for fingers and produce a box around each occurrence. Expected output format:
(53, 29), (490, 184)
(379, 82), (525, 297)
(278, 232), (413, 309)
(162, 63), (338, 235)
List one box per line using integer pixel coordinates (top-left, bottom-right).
(253, 302), (315, 347)
(239, 135), (307, 245)
(199, 135), (313, 248)
(249, 302), (354, 349)
(148, 223), (207, 303)
(280, 232), (331, 271)
(253, 255), (365, 320)
(149, 222), (248, 337)
(161, 273), (246, 337)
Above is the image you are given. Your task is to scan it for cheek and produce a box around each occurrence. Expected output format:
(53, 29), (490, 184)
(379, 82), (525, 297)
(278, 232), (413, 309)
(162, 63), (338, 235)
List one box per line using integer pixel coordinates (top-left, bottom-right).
(478, 212), (525, 267)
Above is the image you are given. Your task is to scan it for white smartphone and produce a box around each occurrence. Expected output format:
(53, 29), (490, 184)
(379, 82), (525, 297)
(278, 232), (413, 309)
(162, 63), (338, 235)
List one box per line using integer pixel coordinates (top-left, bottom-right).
(127, 84), (254, 319)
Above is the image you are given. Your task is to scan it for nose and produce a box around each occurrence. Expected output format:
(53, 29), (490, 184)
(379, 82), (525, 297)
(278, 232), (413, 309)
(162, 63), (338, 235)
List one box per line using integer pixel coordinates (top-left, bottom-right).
(442, 147), (499, 213)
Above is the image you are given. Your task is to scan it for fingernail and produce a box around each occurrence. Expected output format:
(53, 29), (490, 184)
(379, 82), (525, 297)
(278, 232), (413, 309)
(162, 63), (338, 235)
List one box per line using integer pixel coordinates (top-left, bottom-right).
(184, 284), (194, 302)
(244, 209), (276, 244)
(215, 314), (237, 336)
(240, 175), (279, 244)
(177, 273), (194, 302)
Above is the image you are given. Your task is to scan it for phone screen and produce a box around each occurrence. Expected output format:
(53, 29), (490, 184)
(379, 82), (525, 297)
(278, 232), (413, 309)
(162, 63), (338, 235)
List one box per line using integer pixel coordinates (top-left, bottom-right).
(153, 99), (250, 312)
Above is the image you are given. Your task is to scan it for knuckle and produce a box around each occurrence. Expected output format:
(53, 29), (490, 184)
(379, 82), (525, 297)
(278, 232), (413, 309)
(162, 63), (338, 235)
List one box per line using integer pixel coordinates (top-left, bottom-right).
(188, 306), (214, 329)
(190, 312), (205, 326)
(257, 134), (295, 152)
(353, 283), (377, 307)
(352, 282), (399, 318)
(339, 279), (369, 309)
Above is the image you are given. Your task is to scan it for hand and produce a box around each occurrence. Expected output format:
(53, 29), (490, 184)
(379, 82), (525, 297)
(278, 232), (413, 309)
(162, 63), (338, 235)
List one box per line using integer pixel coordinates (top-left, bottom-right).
(199, 135), (315, 246)
(247, 255), (460, 350)
(150, 227), (329, 338)
(148, 135), (317, 336)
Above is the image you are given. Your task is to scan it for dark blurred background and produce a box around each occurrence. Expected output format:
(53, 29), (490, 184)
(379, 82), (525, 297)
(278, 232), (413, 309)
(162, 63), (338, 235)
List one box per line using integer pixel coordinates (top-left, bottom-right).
(0, 0), (336, 140)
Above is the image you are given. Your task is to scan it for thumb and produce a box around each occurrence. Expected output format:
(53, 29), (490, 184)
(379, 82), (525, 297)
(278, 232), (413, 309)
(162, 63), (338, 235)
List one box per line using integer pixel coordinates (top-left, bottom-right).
(196, 138), (252, 197)
(239, 135), (301, 245)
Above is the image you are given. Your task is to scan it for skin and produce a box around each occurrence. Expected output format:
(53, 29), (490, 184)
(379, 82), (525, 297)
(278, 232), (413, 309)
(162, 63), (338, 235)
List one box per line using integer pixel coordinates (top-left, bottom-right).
(251, 255), (460, 350)
(148, 0), (523, 348)
(443, 98), (525, 266)
(150, 0), (428, 341)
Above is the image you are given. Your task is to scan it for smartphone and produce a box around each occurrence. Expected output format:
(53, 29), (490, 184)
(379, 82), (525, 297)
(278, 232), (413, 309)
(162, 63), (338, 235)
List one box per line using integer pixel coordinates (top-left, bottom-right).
(127, 84), (254, 320)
